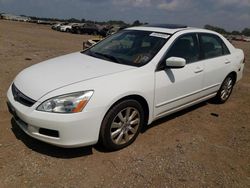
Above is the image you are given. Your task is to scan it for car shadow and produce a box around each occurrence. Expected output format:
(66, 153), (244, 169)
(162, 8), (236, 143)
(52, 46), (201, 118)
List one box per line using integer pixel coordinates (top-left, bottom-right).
(141, 101), (208, 133)
(11, 118), (93, 158)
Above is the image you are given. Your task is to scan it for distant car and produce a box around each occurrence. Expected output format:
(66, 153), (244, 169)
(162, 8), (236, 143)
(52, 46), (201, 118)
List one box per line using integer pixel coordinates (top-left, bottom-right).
(98, 27), (109, 37)
(80, 23), (100, 35)
(36, 20), (52, 25)
(7, 24), (245, 151)
(51, 23), (63, 30)
(71, 23), (85, 34)
(232, 36), (250, 42)
(71, 23), (108, 36)
(51, 23), (67, 31)
(243, 37), (250, 42)
(59, 23), (78, 32)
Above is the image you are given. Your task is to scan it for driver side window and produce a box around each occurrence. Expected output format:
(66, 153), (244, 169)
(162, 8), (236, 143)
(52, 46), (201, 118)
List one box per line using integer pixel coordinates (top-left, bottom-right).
(165, 34), (199, 63)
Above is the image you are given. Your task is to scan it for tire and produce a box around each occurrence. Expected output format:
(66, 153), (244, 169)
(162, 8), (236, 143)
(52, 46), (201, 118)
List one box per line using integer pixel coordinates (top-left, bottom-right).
(66, 29), (70, 33)
(214, 74), (235, 103)
(100, 99), (144, 151)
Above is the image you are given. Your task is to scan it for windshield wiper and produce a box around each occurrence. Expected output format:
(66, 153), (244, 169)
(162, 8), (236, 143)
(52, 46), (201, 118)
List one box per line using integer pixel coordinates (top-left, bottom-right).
(92, 51), (121, 64)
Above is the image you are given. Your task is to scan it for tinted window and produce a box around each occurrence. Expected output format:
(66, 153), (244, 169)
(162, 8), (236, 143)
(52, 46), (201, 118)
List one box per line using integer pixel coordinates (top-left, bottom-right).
(222, 41), (230, 55)
(165, 34), (199, 63)
(200, 34), (226, 59)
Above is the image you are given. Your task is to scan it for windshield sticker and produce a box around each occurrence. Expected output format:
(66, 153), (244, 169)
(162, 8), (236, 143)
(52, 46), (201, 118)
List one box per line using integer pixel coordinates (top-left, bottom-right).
(150, 32), (170, 39)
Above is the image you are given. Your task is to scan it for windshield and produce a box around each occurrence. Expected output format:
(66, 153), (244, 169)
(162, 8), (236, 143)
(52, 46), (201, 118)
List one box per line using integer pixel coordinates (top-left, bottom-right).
(83, 30), (169, 67)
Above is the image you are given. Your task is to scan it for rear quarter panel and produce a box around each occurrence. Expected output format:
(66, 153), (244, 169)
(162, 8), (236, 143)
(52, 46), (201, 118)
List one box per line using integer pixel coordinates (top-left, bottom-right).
(213, 33), (245, 83)
(232, 48), (245, 82)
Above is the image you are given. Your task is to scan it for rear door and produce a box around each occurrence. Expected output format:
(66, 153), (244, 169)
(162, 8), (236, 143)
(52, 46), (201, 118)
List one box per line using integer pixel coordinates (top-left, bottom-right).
(198, 33), (232, 95)
(154, 33), (204, 118)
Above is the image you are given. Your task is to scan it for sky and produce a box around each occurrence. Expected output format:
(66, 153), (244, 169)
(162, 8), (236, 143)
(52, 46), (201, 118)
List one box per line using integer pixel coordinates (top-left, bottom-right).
(0, 0), (249, 31)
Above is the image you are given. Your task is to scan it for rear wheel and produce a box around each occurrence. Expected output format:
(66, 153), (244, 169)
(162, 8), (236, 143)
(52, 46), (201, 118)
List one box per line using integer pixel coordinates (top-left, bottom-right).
(100, 100), (144, 151)
(215, 74), (235, 103)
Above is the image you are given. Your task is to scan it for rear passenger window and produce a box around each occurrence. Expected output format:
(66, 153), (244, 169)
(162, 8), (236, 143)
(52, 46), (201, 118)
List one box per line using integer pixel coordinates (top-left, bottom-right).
(165, 34), (199, 63)
(222, 42), (230, 55)
(200, 34), (229, 59)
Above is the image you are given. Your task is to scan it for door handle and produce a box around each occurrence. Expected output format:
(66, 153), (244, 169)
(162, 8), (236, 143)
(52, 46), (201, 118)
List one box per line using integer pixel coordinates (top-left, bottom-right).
(194, 67), (204, 73)
(224, 61), (231, 64)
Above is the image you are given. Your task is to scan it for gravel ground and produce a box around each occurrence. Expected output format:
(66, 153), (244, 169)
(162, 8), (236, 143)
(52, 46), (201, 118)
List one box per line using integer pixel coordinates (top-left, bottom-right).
(0, 20), (249, 188)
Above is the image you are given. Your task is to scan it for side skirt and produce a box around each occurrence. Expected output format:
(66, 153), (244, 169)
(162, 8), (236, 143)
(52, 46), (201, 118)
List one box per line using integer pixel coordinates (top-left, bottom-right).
(154, 92), (217, 121)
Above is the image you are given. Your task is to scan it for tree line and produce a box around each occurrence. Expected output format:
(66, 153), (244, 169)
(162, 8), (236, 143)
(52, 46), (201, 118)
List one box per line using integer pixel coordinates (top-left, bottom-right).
(204, 25), (250, 36)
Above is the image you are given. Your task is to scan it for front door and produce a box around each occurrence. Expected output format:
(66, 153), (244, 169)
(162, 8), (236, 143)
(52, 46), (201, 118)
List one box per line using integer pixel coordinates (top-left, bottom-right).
(154, 33), (204, 118)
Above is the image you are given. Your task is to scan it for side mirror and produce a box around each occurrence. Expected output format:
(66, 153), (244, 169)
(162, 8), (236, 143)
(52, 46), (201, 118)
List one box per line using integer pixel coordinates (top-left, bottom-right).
(165, 57), (186, 68)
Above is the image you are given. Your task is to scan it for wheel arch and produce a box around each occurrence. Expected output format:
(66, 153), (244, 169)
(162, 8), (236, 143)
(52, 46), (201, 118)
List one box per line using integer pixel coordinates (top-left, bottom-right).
(219, 71), (237, 89)
(104, 94), (150, 126)
(227, 71), (237, 84)
(215, 71), (237, 104)
(98, 94), (150, 146)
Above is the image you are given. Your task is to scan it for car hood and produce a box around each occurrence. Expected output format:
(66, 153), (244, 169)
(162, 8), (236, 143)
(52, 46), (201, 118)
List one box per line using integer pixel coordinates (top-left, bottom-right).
(14, 52), (134, 101)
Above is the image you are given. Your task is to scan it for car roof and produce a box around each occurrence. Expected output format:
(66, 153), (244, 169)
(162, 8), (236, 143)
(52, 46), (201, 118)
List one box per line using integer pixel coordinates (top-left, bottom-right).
(145, 24), (188, 29)
(126, 24), (214, 35)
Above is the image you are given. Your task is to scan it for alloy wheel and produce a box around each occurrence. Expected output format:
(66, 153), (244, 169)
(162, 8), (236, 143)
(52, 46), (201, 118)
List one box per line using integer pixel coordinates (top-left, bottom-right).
(220, 77), (233, 101)
(110, 107), (140, 145)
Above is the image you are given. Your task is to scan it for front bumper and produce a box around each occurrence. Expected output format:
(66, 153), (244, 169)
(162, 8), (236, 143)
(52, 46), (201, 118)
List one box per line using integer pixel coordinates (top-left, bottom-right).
(7, 87), (103, 148)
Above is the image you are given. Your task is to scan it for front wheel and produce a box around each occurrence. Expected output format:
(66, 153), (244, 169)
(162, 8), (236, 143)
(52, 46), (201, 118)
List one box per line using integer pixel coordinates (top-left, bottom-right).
(100, 100), (144, 151)
(215, 75), (235, 103)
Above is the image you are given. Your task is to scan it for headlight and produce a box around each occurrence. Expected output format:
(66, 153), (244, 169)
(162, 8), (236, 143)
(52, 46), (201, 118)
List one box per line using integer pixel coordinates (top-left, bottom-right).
(37, 91), (94, 113)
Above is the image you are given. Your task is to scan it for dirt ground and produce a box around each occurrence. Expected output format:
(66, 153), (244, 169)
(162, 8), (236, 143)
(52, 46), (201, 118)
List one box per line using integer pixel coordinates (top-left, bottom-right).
(0, 20), (249, 188)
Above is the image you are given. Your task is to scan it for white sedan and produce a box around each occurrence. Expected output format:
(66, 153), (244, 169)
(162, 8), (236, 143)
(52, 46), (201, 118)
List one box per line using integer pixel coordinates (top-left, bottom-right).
(7, 24), (245, 150)
(59, 23), (77, 32)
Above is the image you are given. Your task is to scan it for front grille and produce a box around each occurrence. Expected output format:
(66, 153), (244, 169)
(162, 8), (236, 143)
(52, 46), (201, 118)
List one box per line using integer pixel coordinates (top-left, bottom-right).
(12, 84), (36, 107)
